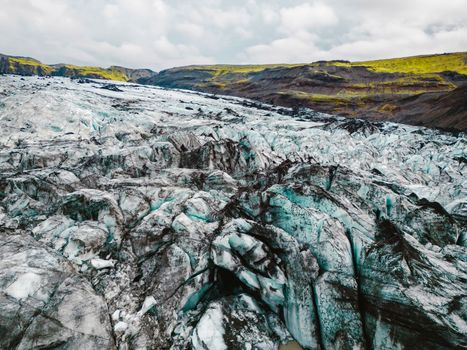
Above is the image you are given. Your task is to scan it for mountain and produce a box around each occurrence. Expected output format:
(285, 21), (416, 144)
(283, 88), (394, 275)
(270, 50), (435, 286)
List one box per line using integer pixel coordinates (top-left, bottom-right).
(1, 52), (466, 131)
(148, 52), (467, 131)
(0, 75), (465, 349)
(0, 53), (157, 83)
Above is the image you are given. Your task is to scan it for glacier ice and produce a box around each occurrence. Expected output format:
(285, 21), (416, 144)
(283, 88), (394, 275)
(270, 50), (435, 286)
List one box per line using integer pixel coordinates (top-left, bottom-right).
(0, 75), (465, 349)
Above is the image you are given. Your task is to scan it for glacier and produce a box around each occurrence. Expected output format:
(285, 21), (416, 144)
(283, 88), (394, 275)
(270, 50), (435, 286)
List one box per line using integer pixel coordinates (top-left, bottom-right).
(0, 75), (465, 349)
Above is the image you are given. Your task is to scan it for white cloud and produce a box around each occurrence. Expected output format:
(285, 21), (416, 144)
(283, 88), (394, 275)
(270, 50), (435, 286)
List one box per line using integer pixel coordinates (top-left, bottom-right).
(279, 2), (338, 34)
(0, 0), (465, 69)
(175, 22), (205, 40)
(242, 33), (322, 63)
(242, 0), (467, 63)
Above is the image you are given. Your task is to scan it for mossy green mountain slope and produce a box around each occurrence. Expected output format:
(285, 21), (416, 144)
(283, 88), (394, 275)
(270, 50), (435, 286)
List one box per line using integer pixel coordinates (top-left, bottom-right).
(1, 52), (466, 130)
(0, 54), (156, 83)
(149, 52), (467, 131)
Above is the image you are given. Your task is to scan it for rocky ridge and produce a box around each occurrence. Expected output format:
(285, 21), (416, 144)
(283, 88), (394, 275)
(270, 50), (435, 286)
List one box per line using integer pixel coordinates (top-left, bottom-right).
(0, 75), (465, 349)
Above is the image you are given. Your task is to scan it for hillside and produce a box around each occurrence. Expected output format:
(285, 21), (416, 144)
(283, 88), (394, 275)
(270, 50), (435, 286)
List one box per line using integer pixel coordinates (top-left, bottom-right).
(148, 52), (467, 131)
(1, 52), (466, 131)
(0, 53), (156, 83)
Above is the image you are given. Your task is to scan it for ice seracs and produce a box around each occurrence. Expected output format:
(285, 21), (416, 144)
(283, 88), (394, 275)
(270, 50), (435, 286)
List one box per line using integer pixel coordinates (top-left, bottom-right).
(0, 75), (465, 349)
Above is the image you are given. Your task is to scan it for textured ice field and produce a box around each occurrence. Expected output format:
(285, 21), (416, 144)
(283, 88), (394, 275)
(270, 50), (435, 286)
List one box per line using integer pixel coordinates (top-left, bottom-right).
(0, 75), (465, 349)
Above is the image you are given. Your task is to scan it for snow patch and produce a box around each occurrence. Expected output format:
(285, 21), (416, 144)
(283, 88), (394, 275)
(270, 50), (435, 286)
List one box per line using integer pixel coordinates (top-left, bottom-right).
(5, 272), (43, 300)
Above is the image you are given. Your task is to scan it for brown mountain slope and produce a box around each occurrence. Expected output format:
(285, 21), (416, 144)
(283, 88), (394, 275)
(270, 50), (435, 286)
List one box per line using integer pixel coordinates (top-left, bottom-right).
(147, 52), (467, 131)
(1, 52), (466, 131)
(392, 86), (467, 131)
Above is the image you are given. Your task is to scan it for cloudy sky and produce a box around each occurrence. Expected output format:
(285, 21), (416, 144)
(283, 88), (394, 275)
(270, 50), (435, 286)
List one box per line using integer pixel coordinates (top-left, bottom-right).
(1, 0), (466, 70)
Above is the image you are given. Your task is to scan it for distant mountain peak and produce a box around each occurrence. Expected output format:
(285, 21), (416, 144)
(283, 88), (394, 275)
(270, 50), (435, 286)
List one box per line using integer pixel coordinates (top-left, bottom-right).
(0, 53), (157, 83)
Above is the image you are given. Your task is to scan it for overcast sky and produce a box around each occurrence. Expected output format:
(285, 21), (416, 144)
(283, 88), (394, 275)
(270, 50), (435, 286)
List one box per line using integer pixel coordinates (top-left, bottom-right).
(1, 0), (466, 70)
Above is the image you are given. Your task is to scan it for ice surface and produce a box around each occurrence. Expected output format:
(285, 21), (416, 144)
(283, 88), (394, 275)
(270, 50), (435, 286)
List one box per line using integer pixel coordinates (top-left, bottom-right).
(0, 75), (465, 350)
(5, 272), (43, 300)
(192, 303), (227, 350)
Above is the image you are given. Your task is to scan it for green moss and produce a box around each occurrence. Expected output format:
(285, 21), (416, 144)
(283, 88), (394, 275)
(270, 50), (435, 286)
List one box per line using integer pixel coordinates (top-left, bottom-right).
(61, 64), (129, 81)
(308, 93), (348, 103)
(349, 52), (467, 75)
(332, 73), (455, 98)
(186, 63), (308, 76)
(9, 57), (54, 75)
(330, 61), (352, 68)
(9, 57), (43, 66)
(189, 52), (466, 76)
(279, 91), (352, 106)
(6, 57), (129, 81)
